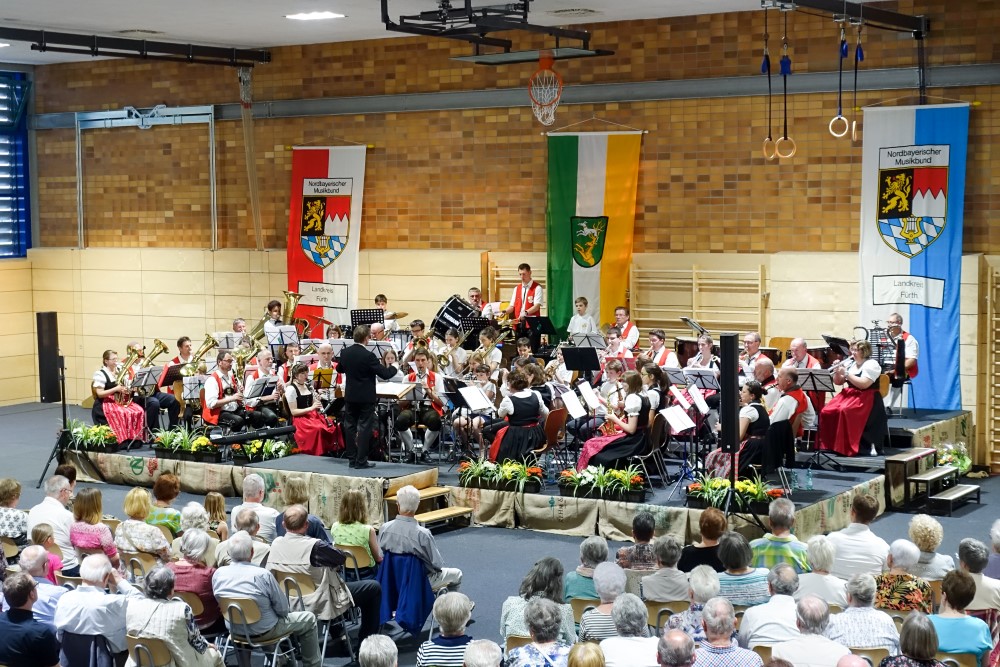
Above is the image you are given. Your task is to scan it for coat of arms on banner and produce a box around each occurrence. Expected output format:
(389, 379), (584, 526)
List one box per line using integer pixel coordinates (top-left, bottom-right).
(876, 145), (949, 259)
(571, 216), (609, 268)
(300, 178), (352, 268)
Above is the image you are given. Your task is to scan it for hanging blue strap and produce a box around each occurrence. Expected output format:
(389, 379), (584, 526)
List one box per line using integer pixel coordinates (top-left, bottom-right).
(761, 52), (770, 75)
(840, 36), (849, 58)
(855, 42), (864, 62)
(780, 54), (791, 76)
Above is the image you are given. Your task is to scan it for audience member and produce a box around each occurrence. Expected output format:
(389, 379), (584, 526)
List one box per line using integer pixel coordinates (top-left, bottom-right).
(501, 557), (576, 647)
(504, 597), (572, 667)
(616, 511), (657, 570)
(29, 524), (63, 584)
(68, 487), (120, 569)
(985, 519), (1000, 580)
(215, 508), (271, 567)
(694, 597), (763, 667)
(599, 593), (656, 667)
(879, 613), (946, 667)
(211, 531), (322, 667)
(928, 570), (993, 667)
(0, 572), (60, 667)
(0, 478), (27, 547)
(4, 545), (66, 627)
(53, 554), (143, 656)
(125, 566), (223, 667)
(718, 531), (770, 606)
(379, 485), (462, 591)
(170, 502), (220, 566)
(959, 538), (1000, 612)
(738, 563), (800, 648)
(837, 656), (870, 667)
(53, 465), (78, 507)
(678, 508), (726, 572)
(641, 535), (688, 602)
(202, 491), (229, 541)
(275, 474), (332, 542)
(166, 528), (221, 631)
(114, 487), (171, 563)
(579, 562), (627, 642)
(330, 487), (383, 576)
(826, 493), (888, 580)
(564, 536), (607, 601)
(147, 472), (182, 536)
(875, 539), (933, 612)
(231, 473), (280, 543)
(908, 515), (955, 581)
(416, 592), (475, 667)
(567, 641), (605, 667)
(667, 565), (720, 643)
(750, 498), (809, 573)
(26, 476), (78, 577)
(658, 629), (696, 667)
(360, 634), (398, 667)
(465, 639), (503, 667)
(771, 596), (850, 667)
(794, 535), (848, 607)
(825, 573), (900, 654)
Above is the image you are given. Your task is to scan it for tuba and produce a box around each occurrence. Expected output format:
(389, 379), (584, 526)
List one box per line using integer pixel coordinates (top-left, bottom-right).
(114, 346), (143, 406)
(181, 334), (219, 377)
(232, 338), (262, 392)
(133, 339), (169, 398)
(281, 290), (310, 335)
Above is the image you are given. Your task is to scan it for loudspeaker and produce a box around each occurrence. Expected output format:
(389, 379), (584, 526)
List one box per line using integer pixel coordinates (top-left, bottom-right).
(719, 332), (739, 454)
(37, 312), (61, 403)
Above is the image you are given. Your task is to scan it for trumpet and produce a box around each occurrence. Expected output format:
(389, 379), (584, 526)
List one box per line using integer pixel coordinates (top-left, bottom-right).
(181, 334), (219, 377)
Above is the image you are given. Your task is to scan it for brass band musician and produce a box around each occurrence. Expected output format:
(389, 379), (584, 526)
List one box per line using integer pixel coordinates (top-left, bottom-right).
(740, 331), (764, 376)
(395, 349), (445, 458)
(91, 350), (146, 443)
(504, 263), (543, 350)
(123, 340), (180, 431)
(642, 329), (678, 368)
(202, 350), (249, 431)
(284, 362), (340, 456)
(244, 348), (281, 428)
(613, 306), (641, 353)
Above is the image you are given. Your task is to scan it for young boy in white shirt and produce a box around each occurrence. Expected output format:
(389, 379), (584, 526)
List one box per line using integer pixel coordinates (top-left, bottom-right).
(567, 296), (598, 335)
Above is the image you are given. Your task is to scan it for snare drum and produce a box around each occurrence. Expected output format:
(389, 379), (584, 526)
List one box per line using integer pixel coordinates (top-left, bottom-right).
(759, 347), (782, 366)
(674, 337), (699, 367)
(431, 294), (477, 340)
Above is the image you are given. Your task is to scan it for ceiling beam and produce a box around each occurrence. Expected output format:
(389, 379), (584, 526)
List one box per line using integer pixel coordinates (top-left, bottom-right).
(762, 0), (929, 36)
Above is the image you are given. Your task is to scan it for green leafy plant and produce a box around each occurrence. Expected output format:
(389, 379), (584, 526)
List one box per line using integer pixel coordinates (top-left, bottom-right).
(936, 441), (972, 475)
(458, 457), (543, 493)
(558, 465), (645, 495)
(687, 471), (784, 508)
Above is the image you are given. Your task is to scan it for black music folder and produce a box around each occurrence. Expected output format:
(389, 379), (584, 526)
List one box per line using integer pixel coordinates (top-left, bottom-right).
(562, 346), (601, 373)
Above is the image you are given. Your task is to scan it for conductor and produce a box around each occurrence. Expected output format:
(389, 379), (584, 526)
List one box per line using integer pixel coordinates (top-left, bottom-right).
(338, 324), (399, 469)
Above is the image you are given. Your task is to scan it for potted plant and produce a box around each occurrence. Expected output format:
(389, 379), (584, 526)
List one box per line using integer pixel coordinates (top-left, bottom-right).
(232, 439), (265, 466)
(735, 472), (785, 513)
(458, 458), (544, 493)
(263, 439), (296, 461)
(67, 418), (91, 452)
(84, 424), (119, 452)
(602, 464), (647, 503)
(936, 441), (972, 475)
(191, 435), (223, 463)
(152, 428), (177, 459)
(686, 473), (732, 509)
(687, 472), (784, 510)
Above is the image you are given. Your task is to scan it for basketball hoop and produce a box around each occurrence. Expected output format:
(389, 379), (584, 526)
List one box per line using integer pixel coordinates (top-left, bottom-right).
(528, 52), (563, 126)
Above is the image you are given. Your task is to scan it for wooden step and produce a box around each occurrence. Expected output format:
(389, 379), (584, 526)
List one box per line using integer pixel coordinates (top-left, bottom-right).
(928, 484), (980, 516)
(909, 466), (958, 484)
(885, 448), (936, 464)
(415, 505), (473, 526)
(384, 486), (452, 505)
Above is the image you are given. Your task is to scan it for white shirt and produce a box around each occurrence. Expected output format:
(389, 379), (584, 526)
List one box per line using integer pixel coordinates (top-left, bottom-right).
(968, 572), (1000, 611)
(622, 393), (644, 417)
(826, 523), (889, 580)
(771, 634), (851, 667)
(794, 572), (848, 608)
(847, 358), (883, 384)
(770, 392), (817, 429)
(824, 606), (900, 653)
(53, 581), (143, 653)
(231, 501), (281, 544)
(618, 321), (640, 350)
(902, 332), (919, 360)
(27, 496), (77, 570)
(91, 367), (116, 390)
(567, 313), (598, 335)
(508, 282), (544, 315)
(599, 636), (660, 667)
(204, 370), (238, 412)
(738, 595), (800, 648)
(498, 389), (549, 421)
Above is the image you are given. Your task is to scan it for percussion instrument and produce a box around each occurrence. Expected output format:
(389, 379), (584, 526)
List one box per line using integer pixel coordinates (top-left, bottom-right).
(674, 337), (699, 368)
(385, 311), (408, 320)
(758, 347), (782, 366)
(807, 346), (843, 369)
(431, 294), (477, 340)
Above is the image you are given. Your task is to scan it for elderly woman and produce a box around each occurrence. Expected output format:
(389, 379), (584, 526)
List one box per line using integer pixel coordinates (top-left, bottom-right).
(794, 535), (848, 608)
(146, 473), (182, 537)
(825, 574), (900, 654)
(567, 643), (605, 667)
(166, 528), (221, 632)
(879, 613), (946, 667)
(115, 487), (172, 563)
(501, 557), (576, 648)
(678, 508), (726, 572)
(505, 597), (573, 667)
(928, 570), (993, 667)
(817, 339), (888, 457)
(717, 531), (770, 606)
(69, 487), (120, 569)
(170, 503), (220, 567)
(415, 592), (475, 667)
(125, 565), (224, 667)
(599, 593), (656, 667)
(0, 478), (27, 547)
(275, 475), (332, 542)
(908, 515), (955, 581)
(876, 539), (933, 612)
(579, 562), (627, 642)
(667, 565), (722, 643)
(564, 536), (608, 601)
(641, 535), (688, 602)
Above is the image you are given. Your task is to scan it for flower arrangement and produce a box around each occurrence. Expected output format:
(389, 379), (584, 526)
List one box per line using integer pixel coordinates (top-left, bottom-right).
(232, 438), (295, 462)
(153, 426), (196, 453)
(68, 419), (118, 450)
(686, 471), (783, 509)
(190, 436), (216, 453)
(936, 441), (972, 475)
(558, 464), (646, 499)
(458, 457), (544, 493)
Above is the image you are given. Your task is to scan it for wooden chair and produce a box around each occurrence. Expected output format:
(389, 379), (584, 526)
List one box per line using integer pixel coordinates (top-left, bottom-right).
(644, 599), (688, 632)
(733, 604), (749, 629)
(155, 524), (175, 543)
(885, 610), (910, 633)
(46, 542), (63, 559)
(828, 604), (844, 615)
(935, 652), (979, 667)
(272, 569), (355, 663)
(0, 536), (19, 561)
(569, 597), (601, 623)
(630, 413), (668, 488)
(54, 570), (83, 588)
(752, 645), (773, 663)
(505, 634), (532, 652)
(336, 543), (376, 580)
(768, 337), (793, 359)
(217, 596), (298, 667)
(851, 646), (890, 667)
(122, 551), (159, 581)
(206, 529), (220, 541)
(532, 407), (568, 463)
(101, 518), (121, 536)
(127, 633), (172, 667)
(929, 578), (943, 612)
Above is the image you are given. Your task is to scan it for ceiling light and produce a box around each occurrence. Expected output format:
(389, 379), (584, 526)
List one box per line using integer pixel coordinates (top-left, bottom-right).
(285, 11), (346, 20)
(0, 43), (8, 48)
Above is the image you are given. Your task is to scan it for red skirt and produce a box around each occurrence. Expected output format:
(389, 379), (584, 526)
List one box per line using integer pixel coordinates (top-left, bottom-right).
(292, 412), (343, 456)
(816, 385), (875, 457)
(104, 398), (145, 442)
(576, 432), (624, 470)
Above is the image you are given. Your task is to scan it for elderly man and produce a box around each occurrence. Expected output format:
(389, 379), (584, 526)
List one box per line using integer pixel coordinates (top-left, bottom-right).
(216, 507), (271, 566)
(741, 332), (764, 377)
(658, 629), (696, 667)
(53, 554), (143, 656)
(826, 494), (889, 580)
(836, 657), (870, 667)
(783, 337), (826, 411)
(754, 357), (781, 410)
(750, 498), (809, 573)
(959, 538), (1000, 611)
(695, 597), (762, 667)
(771, 596), (851, 667)
(212, 531), (322, 667)
(26, 475), (78, 577)
(0, 572), (61, 667)
(379, 485), (462, 591)
(824, 574), (900, 654)
(667, 565), (720, 643)
(600, 593), (658, 667)
(564, 536), (607, 601)
(464, 639), (502, 667)
(231, 473), (280, 543)
(738, 563), (801, 648)
(360, 634), (398, 667)
(2, 545), (67, 627)
(641, 535), (688, 602)
(616, 511), (657, 570)
(268, 504), (382, 643)
(770, 368), (817, 431)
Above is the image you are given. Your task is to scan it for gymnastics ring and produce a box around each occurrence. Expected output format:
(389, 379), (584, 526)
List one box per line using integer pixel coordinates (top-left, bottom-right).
(829, 115), (849, 138)
(851, 119), (860, 143)
(775, 136), (797, 159)
(762, 137), (777, 161)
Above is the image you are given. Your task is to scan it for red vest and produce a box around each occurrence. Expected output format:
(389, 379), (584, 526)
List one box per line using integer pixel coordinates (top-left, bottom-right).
(785, 387), (810, 436)
(201, 370), (234, 425)
(512, 281), (540, 319)
(901, 332), (919, 379)
(621, 321), (640, 352)
(408, 370), (444, 416)
(650, 346), (670, 367)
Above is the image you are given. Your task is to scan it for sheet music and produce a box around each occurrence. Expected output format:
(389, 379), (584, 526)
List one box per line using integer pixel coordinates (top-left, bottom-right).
(662, 405), (696, 432)
(560, 390), (587, 420)
(687, 384), (710, 415)
(246, 376), (277, 399)
(669, 385), (691, 410)
(294, 354), (319, 366)
(376, 382), (416, 399)
(577, 381), (600, 410)
(458, 386), (494, 412)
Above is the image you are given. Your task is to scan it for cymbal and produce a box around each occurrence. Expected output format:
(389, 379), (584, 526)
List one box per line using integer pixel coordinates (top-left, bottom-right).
(385, 311), (408, 320)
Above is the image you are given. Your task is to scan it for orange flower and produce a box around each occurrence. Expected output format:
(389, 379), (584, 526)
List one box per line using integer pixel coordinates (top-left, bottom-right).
(526, 467), (543, 477)
(560, 470), (575, 478)
(688, 483), (702, 491)
(630, 475), (644, 484)
(766, 488), (784, 497)
(458, 461), (471, 471)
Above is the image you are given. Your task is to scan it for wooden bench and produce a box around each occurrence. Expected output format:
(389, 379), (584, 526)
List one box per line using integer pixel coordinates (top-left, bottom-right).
(884, 448), (936, 509)
(384, 485), (472, 529)
(908, 466), (958, 504)
(928, 484), (980, 516)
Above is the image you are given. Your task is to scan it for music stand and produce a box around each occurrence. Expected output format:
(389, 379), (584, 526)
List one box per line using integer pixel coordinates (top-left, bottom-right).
(133, 367), (162, 395)
(562, 347), (601, 374)
(822, 334), (852, 359)
(351, 309), (384, 329)
(266, 325), (298, 350)
(182, 376), (206, 401)
(569, 333), (606, 348)
(799, 369), (842, 470)
(680, 317), (709, 336)
(159, 363), (184, 390)
(460, 316), (491, 350)
(664, 367), (688, 387)
(376, 382), (416, 462)
(326, 340), (351, 358)
(684, 369), (720, 394)
(245, 376), (278, 400)
(366, 341), (395, 359)
(214, 333), (241, 351)
(525, 316), (557, 337)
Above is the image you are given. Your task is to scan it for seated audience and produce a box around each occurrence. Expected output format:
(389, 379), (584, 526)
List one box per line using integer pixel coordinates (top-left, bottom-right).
(750, 498), (809, 573)
(838, 657), (870, 667)
(579, 562), (627, 642)
(879, 612), (946, 667)
(211, 531), (322, 667)
(114, 487), (171, 563)
(0, 572), (61, 667)
(501, 557), (576, 648)
(929, 570), (993, 667)
(125, 566), (223, 667)
(379, 485), (462, 592)
(567, 642), (604, 667)
(53, 465), (78, 507)
(908, 515), (955, 581)
(658, 629), (696, 667)
(958, 538), (1000, 611)
(827, 493), (889, 580)
(738, 563), (800, 648)
(771, 596), (850, 667)
(27, 476), (78, 577)
(599, 593), (656, 667)
(678, 507), (726, 573)
(464, 639), (503, 667)
(215, 508), (271, 567)
(694, 597), (763, 667)
(231, 473), (280, 543)
(68, 488), (119, 569)
(985, 519), (1000, 580)
(667, 565), (721, 643)
(166, 528), (221, 631)
(170, 503), (220, 567)
(641, 535), (688, 602)
(29, 524), (63, 584)
(4, 545), (66, 627)
(360, 634), (398, 667)
(416, 592), (475, 667)
(202, 491), (229, 542)
(0, 478), (27, 547)
(275, 474), (332, 542)
(564, 536), (607, 601)
(146, 473), (182, 537)
(616, 511), (657, 571)
(330, 488), (383, 576)
(875, 539), (933, 612)
(504, 597), (572, 667)
(825, 574), (900, 654)
(718, 531), (770, 606)
(794, 535), (848, 608)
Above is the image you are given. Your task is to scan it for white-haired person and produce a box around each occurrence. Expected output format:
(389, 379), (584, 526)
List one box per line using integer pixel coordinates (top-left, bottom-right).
(166, 528), (221, 632)
(125, 566), (223, 667)
(599, 593), (656, 667)
(641, 534), (689, 603)
(378, 485), (462, 592)
(986, 519), (1000, 580)
(501, 557), (576, 648)
(416, 592), (475, 667)
(824, 574), (900, 654)
(170, 502), (220, 567)
(770, 596), (850, 667)
(564, 536), (608, 601)
(794, 535), (848, 608)
(749, 498), (809, 573)
(738, 563), (801, 648)
(666, 565), (722, 643)
(464, 639), (503, 667)
(694, 597), (763, 667)
(231, 473), (280, 543)
(505, 597), (573, 667)
(658, 629), (696, 667)
(928, 570), (993, 667)
(578, 562), (627, 642)
(7, 544), (68, 627)
(875, 539), (933, 613)
(908, 514), (955, 581)
(27, 475), (78, 577)
(958, 538), (1000, 614)
(360, 634), (398, 667)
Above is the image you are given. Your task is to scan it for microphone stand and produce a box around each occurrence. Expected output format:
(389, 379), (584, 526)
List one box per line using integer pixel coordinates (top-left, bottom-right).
(38, 354), (70, 488)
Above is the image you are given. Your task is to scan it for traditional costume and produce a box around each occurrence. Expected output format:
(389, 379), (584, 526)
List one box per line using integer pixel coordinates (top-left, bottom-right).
(816, 358), (887, 456)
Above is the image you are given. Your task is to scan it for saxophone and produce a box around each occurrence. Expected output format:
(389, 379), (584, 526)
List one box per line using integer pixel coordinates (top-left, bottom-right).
(599, 383), (625, 436)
